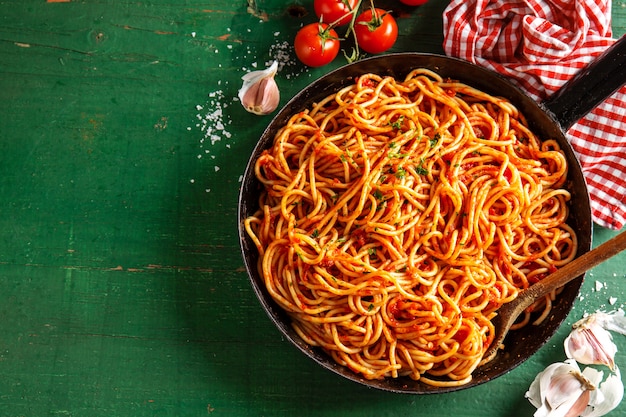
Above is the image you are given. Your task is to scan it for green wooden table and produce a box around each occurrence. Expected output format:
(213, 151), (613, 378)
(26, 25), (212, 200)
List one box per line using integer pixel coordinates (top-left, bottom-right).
(1, 1), (625, 416)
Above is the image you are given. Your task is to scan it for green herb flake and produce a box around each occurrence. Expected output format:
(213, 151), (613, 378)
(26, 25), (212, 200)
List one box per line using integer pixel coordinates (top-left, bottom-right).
(429, 133), (441, 148)
(388, 151), (408, 159)
(415, 159), (429, 176)
(388, 115), (404, 130)
(395, 167), (406, 179)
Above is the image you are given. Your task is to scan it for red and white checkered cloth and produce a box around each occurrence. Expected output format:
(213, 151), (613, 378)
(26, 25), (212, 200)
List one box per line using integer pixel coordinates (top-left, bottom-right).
(443, 0), (626, 230)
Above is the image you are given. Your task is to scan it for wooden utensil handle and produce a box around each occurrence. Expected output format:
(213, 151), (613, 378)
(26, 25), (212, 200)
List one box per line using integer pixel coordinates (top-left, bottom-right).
(529, 230), (626, 301)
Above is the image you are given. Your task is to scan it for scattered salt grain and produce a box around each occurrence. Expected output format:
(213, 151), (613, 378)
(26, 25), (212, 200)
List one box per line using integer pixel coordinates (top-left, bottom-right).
(596, 281), (605, 291)
(195, 90), (233, 146)
(267, 40), (306, 79)
(191, 32), (196, 38)
(610, 297), (618, 305)
(191, 89), (235, 189)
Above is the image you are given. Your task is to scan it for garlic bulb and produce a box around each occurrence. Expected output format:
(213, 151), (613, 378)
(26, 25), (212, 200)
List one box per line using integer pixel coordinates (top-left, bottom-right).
(238, 61), (280, 115)
(565, 311), (626, 369)
(526, 360), (594, 417)
(526, 359), (623, 417)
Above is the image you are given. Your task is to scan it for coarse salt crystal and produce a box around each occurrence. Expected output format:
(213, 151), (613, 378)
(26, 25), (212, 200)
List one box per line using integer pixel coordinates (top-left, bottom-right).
(609, 297), (618, 305)
(596, 281), (604, 291)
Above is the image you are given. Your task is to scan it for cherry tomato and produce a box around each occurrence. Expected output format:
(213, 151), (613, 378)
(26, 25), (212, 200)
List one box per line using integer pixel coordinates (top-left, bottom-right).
(294, 23), (340, 67)
(354, 8), (398, 54)
(314, 0), (359, 26)
(398, 0), (429, 5)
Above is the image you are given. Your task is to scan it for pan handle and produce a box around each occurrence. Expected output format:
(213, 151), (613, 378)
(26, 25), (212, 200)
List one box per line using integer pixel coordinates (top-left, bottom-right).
(542, 35), (626, 131)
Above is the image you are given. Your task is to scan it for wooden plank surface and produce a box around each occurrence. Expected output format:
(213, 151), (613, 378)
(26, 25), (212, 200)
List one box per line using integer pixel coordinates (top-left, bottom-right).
(1, 0), (625, 416)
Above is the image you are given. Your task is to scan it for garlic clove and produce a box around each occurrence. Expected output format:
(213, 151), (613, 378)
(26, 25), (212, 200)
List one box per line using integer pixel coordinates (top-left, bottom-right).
(526, 359), (597, 417)
(527, 359), (623, 417)
(565, 313), (619, 369)
(238, 61), (280, 115)
(546, 370), (593, 410)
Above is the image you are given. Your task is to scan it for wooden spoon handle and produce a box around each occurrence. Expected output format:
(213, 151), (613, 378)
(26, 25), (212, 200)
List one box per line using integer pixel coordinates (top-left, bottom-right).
(526, 230), (626, 301)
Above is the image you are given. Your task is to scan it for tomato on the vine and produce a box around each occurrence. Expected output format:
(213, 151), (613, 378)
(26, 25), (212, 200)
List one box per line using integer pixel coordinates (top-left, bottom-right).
(294, 23), (340, 67)
(398, 0), (429, 5)
(354, 8), (398, 54)
(314, 0), (359, 26)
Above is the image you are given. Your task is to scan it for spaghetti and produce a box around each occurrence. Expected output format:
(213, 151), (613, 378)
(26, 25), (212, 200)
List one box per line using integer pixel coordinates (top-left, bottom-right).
(243, 69), (577, 387)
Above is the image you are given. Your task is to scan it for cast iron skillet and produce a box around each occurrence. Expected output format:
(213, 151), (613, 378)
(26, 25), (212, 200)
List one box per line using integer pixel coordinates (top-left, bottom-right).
(238, 37), (626, 393)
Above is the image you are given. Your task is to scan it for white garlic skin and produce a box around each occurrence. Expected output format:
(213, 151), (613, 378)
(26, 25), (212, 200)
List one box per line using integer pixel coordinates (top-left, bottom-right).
(527, 360), (595, 417)
(526, 359), (624, 417)
(238, 61), (280, 116)
(564, 311), (626, 370)
(565, 317), (617, 369)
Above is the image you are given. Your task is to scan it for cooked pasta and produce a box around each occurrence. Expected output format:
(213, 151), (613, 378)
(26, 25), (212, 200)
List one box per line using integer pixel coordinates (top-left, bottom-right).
(243, 69), (577, 387)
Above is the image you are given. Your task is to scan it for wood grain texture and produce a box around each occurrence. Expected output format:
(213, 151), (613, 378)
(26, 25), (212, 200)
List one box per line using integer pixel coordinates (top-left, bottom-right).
(0, 0), (625, 416)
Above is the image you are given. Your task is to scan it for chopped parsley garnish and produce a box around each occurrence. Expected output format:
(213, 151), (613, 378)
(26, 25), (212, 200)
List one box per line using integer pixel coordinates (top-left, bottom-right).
(429, 133), (441, 148)
(388, 116), (404, 130)
(388, 151), (408, 159)
(415, 158), (429, 175)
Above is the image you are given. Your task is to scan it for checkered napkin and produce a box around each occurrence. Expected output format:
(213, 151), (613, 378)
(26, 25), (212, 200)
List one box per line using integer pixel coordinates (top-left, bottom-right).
(442, 0), (626, 230)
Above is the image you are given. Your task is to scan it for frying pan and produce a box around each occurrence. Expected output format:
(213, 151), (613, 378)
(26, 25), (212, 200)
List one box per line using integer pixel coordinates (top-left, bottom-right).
(237, 36), (626, 393)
